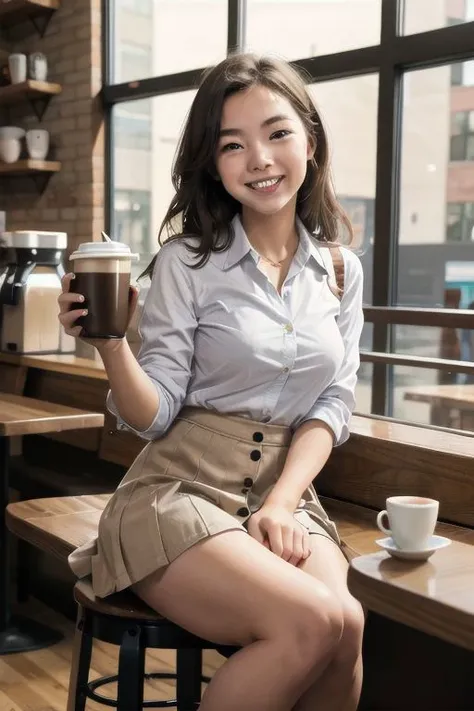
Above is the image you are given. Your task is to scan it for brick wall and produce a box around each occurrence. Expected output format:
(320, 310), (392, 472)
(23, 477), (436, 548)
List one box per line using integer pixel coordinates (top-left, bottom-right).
(0, 0), (104, 256)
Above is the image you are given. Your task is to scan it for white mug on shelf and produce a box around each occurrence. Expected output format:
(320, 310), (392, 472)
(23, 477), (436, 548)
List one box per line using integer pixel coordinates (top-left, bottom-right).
(29, 52), (48, 82)
(8, 53), (27, 84)
(0, 139), (21, 164)
(26, 129), (50, 160)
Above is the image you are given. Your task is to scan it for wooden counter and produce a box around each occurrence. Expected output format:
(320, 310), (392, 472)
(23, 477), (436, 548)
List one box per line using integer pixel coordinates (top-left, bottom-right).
(0, 352), (107, 381)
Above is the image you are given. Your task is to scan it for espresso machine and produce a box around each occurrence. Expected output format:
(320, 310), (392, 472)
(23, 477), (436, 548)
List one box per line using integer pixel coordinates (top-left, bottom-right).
(0, 230), (75, 354)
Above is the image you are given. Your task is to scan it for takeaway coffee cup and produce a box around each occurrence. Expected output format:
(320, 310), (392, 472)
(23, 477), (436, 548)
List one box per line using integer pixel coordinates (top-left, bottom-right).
(376, 496), (439, 551)
(69, 238), (138, 338)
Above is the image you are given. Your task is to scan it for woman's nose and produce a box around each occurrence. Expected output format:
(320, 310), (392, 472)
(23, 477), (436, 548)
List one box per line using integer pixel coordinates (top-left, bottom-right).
(248, 143), (273, 172)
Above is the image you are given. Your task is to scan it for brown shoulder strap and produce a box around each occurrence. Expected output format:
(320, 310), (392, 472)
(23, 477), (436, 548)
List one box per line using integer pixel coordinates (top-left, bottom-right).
(328, 246), (345, 301)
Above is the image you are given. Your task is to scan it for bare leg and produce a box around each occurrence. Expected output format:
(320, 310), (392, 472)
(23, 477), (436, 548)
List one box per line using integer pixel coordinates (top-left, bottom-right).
(133, 530), (344, 711)
(293, 535), (365, 711)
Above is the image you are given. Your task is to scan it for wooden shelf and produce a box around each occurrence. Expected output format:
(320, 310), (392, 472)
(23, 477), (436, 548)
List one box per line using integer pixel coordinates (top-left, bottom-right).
(0, 80), (61, 106)
(0, 159), (60, 175)
(0, 0), (60, 35)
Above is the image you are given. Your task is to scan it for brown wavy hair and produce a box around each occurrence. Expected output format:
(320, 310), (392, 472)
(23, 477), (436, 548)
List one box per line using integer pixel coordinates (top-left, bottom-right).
(140, 52), (352, 279)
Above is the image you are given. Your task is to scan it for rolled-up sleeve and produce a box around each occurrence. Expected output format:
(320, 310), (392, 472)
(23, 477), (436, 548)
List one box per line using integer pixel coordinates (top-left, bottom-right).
(301, 249), (364, 446)
(107, 241), (198, 439)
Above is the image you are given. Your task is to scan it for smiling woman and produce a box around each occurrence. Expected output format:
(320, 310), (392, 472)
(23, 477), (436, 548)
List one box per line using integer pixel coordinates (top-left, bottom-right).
(63, 52), (365, 711)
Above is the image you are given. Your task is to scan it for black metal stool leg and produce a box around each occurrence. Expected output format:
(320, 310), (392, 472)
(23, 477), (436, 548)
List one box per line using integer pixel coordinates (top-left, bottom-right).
(117, 625), (145, 711)
(16, 539), (30, 603)
(176, 648), (203, 711)
(67, 609), (93, 711)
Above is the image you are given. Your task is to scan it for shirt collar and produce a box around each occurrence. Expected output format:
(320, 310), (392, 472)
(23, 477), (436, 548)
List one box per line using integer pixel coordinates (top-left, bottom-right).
(211, 213), (328, 274)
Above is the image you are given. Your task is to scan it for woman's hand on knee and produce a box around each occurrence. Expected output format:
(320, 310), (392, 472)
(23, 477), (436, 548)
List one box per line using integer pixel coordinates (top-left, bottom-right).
(247, 505), (311, 566)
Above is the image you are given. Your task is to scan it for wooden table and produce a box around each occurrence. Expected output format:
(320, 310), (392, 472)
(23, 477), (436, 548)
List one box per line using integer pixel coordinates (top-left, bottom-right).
(0, 392), (104, 655)
(404, 384), (474, 431)
(348, 541), (474, 652)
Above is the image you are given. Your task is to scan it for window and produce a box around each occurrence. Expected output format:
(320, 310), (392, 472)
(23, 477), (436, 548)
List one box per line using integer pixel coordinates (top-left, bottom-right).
(447, 203), (474, 242)
(105, 1), (474, 433)
(450, 111), (474, 161)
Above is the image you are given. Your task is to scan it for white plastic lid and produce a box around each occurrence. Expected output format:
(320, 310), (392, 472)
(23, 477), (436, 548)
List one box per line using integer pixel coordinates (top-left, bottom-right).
(69, 240), (139, 260)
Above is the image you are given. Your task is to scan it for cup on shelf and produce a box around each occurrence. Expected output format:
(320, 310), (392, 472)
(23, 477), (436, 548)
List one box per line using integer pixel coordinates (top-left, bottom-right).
(8, 53), (27, 84)
(0, 127), (25, 164)
(26, 129), (50, 160)
(0, 138), (21, 163)
(29, 52), (48, 82)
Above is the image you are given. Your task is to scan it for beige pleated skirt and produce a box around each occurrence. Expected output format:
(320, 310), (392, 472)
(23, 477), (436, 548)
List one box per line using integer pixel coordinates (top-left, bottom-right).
(69, 407), (341, 598)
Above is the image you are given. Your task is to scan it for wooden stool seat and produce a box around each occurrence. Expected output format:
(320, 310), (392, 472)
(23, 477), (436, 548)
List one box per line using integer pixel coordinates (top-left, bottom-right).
(74, 579), (163, 621)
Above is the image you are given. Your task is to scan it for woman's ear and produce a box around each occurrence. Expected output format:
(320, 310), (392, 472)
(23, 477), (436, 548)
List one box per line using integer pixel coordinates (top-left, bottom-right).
(307, 136), (316, 161)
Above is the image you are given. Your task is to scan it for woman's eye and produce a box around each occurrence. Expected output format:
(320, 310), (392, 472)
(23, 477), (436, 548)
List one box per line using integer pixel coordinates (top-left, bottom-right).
(271, 129), (292, 140)
(221, 142), (241, 153)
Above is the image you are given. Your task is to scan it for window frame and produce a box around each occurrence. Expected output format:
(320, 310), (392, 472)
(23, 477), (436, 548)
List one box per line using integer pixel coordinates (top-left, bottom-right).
(101, 0), (474, 420)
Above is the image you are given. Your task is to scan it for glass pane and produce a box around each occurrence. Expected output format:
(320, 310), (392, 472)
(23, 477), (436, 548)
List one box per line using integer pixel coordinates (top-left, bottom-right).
(308, 75), (378, 302)
(246, 0), (381, 59)
(403, 0), (474, 35)
(390, 365), (474, 434)
(113, 1), (227, 83)
(467, 135), (474, 160)
(112, 91), (196, 278)
(450, 134), (466, 161)
(398, 65), (474, 310)
(355, 362), (373, 415)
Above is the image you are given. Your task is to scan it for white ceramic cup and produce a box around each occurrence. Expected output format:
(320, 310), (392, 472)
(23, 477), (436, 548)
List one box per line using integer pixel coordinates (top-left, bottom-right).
(0, 138), (21, 163)
(376, 496), (439, 551)
(26, 129), (49, 160)
(8, 53), (27, 84)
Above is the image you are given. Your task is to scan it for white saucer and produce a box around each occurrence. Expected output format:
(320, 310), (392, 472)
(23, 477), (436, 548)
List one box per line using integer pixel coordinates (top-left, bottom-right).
(375, 535), (452, 561)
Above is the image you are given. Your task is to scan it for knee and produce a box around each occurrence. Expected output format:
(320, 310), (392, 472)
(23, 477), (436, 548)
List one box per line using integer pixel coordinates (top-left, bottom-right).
(336, 597), (365, 665)
(283, 587), (344, 667)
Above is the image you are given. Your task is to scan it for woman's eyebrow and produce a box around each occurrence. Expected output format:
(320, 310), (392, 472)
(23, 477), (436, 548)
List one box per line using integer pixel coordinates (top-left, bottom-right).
(219, 114), (293, 138)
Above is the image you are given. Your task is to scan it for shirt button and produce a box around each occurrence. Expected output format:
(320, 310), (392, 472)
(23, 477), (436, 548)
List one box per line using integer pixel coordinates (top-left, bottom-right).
(244, 477), (254, 488)
(282, 366), (289, 373)
(253, 432), (263, 442)
(237, 507), (250, 517)
(250, 450), (261, 461)
(284, 323), (293, 333)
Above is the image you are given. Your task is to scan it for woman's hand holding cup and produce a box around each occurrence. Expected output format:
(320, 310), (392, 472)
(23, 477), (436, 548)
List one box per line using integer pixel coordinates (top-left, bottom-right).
(58, 239), (139, 350)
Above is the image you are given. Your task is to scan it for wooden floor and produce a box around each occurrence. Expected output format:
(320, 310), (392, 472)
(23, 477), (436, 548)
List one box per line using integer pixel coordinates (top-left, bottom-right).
(0, 597), (224, 710)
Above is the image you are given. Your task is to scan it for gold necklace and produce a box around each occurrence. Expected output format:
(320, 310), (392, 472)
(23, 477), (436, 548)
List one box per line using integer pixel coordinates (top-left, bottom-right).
(259, 254), (288, 268)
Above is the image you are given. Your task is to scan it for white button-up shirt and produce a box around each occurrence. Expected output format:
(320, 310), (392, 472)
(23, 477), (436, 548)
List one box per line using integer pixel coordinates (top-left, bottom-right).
(108, 214), (364, 445)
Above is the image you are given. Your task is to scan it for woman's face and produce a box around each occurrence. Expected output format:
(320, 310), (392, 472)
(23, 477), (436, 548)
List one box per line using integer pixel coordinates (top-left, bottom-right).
(215, 85), (314, 219)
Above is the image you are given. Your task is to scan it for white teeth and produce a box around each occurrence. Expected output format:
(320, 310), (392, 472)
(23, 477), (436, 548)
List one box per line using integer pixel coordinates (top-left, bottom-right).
(250, 177), (280, 189)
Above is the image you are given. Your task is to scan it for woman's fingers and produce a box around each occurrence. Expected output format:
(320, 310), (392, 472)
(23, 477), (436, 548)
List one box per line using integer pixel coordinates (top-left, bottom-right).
(61, 272), (75, 293)
(127, 285), (139, 325)
(59, 307), (87, 334)
(58, 291), (84, 313)
(286, 529), (302, 567)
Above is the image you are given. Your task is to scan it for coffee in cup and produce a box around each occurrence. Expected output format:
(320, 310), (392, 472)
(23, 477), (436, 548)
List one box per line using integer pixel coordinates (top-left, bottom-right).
(376, 496), (439, 551)
(69, 240), (138, 338)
